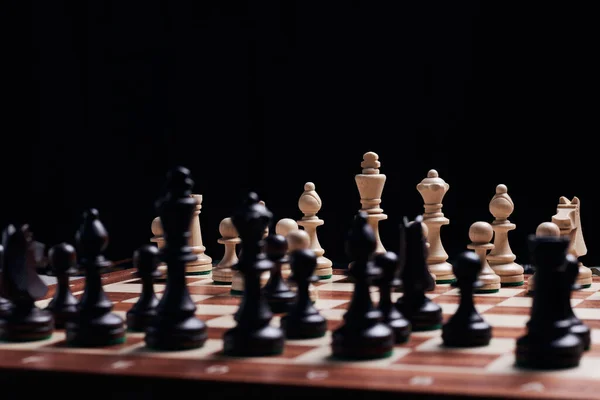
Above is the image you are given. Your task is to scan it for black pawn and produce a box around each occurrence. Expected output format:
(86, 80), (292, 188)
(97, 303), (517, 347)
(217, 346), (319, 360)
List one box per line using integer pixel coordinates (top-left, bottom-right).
(564, 254), (590, 351)
(126, 245), (161, 332)
(442, 251), (492, 347)
(516, 235), (583, 369)
(331, 212), (394, 360)
(374, 251), (411, 344)
(395, 216), (442, 331)
(0, 244), (13, 317)
(65, 209), (126, 347)
(281, 245), (327, 339)
(0, 224), (54, 342)
(145, 167), (207, 350)
(46, 243), (79, 328)
(223, 192), (284, 357)
(263, 234), (296, 313)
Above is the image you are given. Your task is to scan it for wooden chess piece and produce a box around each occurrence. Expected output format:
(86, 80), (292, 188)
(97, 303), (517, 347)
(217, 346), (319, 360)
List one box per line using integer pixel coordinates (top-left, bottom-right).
(332, 212), (394, 359)
(0, 224), (54, 342)
(417, 169), (455, 284)
(286, 229), (318, 303)
(442, 251), (492, 347)
(564, 255), (591, 351)
(150, 216), (167, 278)
(186, 194), (212, 275)
(353, 151), (387, 259)
(45, 243), (79, 328)
(297, 182), (333, 280)
(145, 167), (207, 350)
(275, 218), (298, 280)
(552, 196), (592, 288)
(487, 184), (524, 286)
(66, 209), (126, 346)
(467, 222), (501, 293)
(527, 222), (560, 293)
(212, 217), (240, 285)
(263, 234), (296, 313)
(126, 244), (161, 332)
(0, 244), (13, 317)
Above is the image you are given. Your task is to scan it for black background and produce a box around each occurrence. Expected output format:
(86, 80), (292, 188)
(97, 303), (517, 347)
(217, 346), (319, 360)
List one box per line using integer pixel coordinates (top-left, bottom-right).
(5, 2), (598, 267)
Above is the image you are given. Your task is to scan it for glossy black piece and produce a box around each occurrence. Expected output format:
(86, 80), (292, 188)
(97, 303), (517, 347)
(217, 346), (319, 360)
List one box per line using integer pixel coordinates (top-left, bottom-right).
(0, 244), (13, 317)
(331, 212), (394, 360)
(66, 209), (126, 347)
(564, 254), (590, 351)
(263, 234), (296, 314)
(145, 167), (207, 350)
(127, 244), (161, 332)
(46, 243), (79, 328)
(442, 251), (492, 347)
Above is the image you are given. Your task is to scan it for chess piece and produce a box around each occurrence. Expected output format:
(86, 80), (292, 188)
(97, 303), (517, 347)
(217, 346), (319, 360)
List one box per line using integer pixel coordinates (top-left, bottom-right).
(280, 238), (327, 339)
(46, 243), (79, 328)
(0, 224), (54, 341)
(286, 229), (318, 303)
(564, 254), (591, 351)
(395, 216), (442, 331)
(442, 251), (492, 347)
(467, 222), (501, 293)
(297, 182), (333, 280)
(552, 197), (592, 288)
(185, 194), (212, 275)
(212, 217), (240, 284)
(417, 169), (455, 284)
(353, 151), (387, 259)
(275, 218), (298, 279)
(23, 227), (47, 274)
(487, 184), (524, 286)
(126, 244), (161, 332)
(66, 209), (126, 346)
(332, 212), (394, 359)
(0, 244), (13, 317)
(374, 251), (411, 343)
(150, 216), (167, 278)
(516, 234), (583, 369)
(263, 234), (296, 313)
(145, 167), (208, 350)
(527, 222), (560, 293)
(223, 193), (284, 357)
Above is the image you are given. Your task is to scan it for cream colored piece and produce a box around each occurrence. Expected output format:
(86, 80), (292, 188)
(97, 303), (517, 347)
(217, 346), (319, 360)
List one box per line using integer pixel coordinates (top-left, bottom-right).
(354, 151), (387, 257)
(275, 218), (298, 279)
(551, 196), (592, 288)
(467, 221), (501, 293)
(287, 229), (318, 302)
(212, 217), (240, 284)
(417, 169), (455, 283)
(487, 184), (524, 287)
(297, 182), (333, 280)
(527, 221), (561, 292)
(186, 194), (213, 275)
(150, 216), (167, 278)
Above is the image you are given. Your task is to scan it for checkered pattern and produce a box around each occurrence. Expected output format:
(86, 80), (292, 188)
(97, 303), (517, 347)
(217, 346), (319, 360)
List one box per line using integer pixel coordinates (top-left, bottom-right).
(2, 271), (600, 382)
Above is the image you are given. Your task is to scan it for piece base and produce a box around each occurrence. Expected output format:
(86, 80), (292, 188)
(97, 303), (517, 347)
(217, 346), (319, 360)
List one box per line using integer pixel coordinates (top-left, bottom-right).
(0, 308), (55, 342)
(144, 315), (207, 351)
(222, 325), (284, 357)
(66, 312), (127, 347)
(331, 323), (394, 360)
(281, 314), (327, 339)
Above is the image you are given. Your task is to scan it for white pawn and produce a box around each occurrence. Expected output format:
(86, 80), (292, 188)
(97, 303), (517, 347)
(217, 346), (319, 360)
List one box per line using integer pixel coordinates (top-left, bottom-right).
(287, 229), (318, 303)
(527, 221), (561, 293)
(297, 182), (333, 280)
(212, 217), (240, 285)
(467, 221), (501, 293)
(150, 217), (167, 279)
(276, 218), (299, 280)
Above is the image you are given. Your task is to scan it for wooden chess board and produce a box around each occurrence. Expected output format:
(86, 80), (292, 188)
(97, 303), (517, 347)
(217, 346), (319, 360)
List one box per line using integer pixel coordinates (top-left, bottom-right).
(2, 269), (600, 399)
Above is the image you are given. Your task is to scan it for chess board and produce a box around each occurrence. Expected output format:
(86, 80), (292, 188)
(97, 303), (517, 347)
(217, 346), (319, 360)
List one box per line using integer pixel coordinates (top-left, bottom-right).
(2, 268), (600, 400)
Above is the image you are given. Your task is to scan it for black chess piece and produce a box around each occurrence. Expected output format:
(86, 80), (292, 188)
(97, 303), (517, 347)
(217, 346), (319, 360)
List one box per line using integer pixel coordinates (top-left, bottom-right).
(395, 216), (442, 331)
(223, 193), (285, 357)
(145, 167), (207, 350)
(442, 251), (492, 347)
(374, 251), (411, 344)
(331, 212), (394, 360)
(65, 209), (126, 346)
(0, 244), (13, 317)
(564, 254), (591, 351)
(280, 243), (327, 339)
(263, 234), (296, 314)
(126, 244), (161, 332)
(45, 243), (79, 328)
(516, 235), (583, 369)
(0, 224), (54, 341)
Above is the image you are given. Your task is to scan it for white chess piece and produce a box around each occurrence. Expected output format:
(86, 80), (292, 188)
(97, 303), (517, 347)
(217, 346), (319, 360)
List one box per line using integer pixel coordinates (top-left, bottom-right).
(185, 194), (213, 275)
(527, 221), (560, 292)
(276, 218), (299, 280)
(468, 221), (501, 293)
(212, 217), (240, 284)
(150, 216), (167, 278)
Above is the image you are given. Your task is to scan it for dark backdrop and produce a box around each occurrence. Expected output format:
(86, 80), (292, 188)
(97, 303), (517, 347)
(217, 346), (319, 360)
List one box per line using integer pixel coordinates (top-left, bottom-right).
(5, 2), (598, 267)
